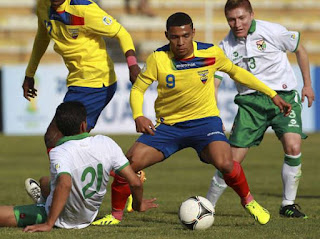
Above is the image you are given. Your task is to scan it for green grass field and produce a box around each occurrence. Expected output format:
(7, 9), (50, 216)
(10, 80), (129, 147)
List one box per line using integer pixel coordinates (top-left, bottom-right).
(0, 133), (319, 239)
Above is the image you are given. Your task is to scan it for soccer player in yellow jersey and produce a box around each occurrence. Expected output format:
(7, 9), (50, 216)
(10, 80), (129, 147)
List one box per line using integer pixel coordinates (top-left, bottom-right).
(22, 0), (140, 150)
(95, 12), (292, 226)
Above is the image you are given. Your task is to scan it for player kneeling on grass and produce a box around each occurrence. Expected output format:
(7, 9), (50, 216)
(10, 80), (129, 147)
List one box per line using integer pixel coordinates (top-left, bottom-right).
(0, 101), (157, 232)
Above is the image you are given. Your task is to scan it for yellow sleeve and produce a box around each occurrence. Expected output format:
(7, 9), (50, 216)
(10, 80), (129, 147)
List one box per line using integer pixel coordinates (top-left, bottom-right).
(228, 65), (277, 98)
(25, 16), (50, 77)
(130, 53), (157, 119)
(214, 46), (277, 98)
(84, 5), (121, 37)
(114, 26), (135, 54)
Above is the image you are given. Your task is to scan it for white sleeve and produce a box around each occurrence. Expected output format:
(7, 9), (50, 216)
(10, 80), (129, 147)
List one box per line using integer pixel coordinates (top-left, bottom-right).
(272, 24), (300, 52)
(103, 137), (129, 173)
(49, 147), (73, 178)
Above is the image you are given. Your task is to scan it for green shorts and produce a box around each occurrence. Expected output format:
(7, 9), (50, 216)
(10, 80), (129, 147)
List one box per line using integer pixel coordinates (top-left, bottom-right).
(229, 90), (307, 148)
(13, 204), (47, 227)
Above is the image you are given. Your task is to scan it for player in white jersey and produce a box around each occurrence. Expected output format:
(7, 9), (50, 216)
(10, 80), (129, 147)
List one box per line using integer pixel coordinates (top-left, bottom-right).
(0, 102), (157, 232)
(206, 0), (314, 218)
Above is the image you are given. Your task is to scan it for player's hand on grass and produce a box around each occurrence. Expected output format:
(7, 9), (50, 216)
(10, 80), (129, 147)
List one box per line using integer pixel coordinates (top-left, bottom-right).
(134, 198), (158, 212)
(272, 94), (292, 116)
(135, 116), (156, 135)
(22, 76), (37, 101)
(23, 222), (53, 232)
(301, 86), (315, 107)
(129, 64), (141, 84)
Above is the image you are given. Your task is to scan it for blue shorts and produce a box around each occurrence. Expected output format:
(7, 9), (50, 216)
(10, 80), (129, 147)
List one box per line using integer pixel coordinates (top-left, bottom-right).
(63, 83), (117, 130)
(137, 116), (228, 163)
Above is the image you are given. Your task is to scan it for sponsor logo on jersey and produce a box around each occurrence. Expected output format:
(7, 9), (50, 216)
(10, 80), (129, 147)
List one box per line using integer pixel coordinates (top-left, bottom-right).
(232, 51), (242, 62)
(103, 16), (113, 25)
(282, 84), (287, 89)
(198, 70), (209, 84)
(173, 57), (215, 70)
(256, 39), (266, 51)
(68, 28), (79, 39)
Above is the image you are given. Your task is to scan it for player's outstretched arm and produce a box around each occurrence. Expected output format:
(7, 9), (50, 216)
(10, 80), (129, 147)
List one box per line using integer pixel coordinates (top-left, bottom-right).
(23, 174), (72, 233)
(125, 49), (141, 84)
(118, 166), (158, 212)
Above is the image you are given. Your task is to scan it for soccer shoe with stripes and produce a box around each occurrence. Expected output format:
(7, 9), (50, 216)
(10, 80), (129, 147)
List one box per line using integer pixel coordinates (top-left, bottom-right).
(25, 178), (41, 203)
(245, 200), (270, 225)
(279, 204), (308, 218)
(126, 170), (147, 212)
(91, 215), (120, 226)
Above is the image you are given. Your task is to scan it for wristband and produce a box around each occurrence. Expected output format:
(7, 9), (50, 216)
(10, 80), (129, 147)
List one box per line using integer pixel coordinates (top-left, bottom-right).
(126, 56), (138, 67)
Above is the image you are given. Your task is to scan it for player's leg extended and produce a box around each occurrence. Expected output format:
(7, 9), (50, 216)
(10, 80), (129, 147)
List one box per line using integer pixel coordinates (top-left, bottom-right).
(0, 206), (17, 227)
(201, 141), (270, 225)
(279, 133), (307, 218)
(206, 147), (249, 207)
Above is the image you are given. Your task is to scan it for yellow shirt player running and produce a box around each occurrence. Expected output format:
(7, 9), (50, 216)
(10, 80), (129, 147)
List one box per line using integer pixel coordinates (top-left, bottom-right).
(22, 0), (140, 150)
(104, 12), (292, 226)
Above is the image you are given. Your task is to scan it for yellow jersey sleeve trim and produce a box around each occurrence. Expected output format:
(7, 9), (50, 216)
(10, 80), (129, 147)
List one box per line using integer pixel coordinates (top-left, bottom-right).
(25, 17), (50, 77)
(130, 77), (151, 119)
(229, 65), (277, 98)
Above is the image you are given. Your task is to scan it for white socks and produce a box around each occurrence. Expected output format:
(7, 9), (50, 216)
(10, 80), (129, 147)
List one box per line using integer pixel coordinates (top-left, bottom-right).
(281, 153), (302, 207)
(206, 171), (227, 207)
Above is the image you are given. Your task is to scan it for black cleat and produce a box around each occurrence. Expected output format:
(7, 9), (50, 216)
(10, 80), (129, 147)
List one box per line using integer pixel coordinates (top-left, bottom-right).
(279, 204), (308, 218)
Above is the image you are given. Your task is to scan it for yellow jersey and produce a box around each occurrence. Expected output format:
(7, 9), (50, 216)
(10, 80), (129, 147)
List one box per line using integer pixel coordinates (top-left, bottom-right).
(26, 0), (135, 88)
(130, 41), (277, 125)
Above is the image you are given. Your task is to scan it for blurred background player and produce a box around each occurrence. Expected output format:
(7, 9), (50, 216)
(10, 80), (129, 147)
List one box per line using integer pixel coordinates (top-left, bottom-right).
(22, 0), (140, 150)
(0, 101), (157, 232)
(124, 0), (155, 17)
(206, 0), (314, 218)
(96, 12), (294, 226)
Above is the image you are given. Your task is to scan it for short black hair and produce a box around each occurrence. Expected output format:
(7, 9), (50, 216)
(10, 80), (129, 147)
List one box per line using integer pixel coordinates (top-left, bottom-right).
(55, 101), (87, 136)
(225, 0), (253, 15)
(166, 12), (193, 31)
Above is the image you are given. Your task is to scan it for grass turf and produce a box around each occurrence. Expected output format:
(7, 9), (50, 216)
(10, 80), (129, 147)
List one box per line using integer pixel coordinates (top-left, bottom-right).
(0, 133), (319, 239)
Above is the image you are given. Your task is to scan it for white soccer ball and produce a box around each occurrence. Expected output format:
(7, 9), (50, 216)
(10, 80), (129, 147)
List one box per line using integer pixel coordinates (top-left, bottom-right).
(178, 196), (215, 230)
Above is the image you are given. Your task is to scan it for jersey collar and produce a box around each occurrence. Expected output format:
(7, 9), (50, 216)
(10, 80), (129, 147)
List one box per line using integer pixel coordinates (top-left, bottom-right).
(248, 19), (256, 34)
(56, 132), (90, 146)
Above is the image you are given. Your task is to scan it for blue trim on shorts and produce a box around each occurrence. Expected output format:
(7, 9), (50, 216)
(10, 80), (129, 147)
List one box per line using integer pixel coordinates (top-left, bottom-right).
(63, 83), (117, 130)
(137, 116), (228, 163)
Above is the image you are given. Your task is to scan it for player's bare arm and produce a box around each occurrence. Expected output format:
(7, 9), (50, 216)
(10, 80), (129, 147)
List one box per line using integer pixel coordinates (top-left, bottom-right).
(125, 49), (140, 84)
(23, 174), (72, 233)
(118, 165), (158, 212)
(295, 44), (315, 107)
(22, 76), (37, 101)
(135, 116), (156, 136)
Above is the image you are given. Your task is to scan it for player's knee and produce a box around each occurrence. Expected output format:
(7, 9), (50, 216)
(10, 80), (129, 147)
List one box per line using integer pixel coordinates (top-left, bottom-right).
(39, 176), (50, 198)
(215, 158), (234, 174)
(284, 142), (301, 156)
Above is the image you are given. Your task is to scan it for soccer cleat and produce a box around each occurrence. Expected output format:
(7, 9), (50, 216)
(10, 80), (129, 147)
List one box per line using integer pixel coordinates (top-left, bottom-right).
(126, 170), (146, 212)
(244, 200), (270, 225)
(137, 170), (147, 183)
(91, 215), (120, 226)
(279, 204), (308, 218)
(126, 194), (134, 212)
(25, 178), (41, 203)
